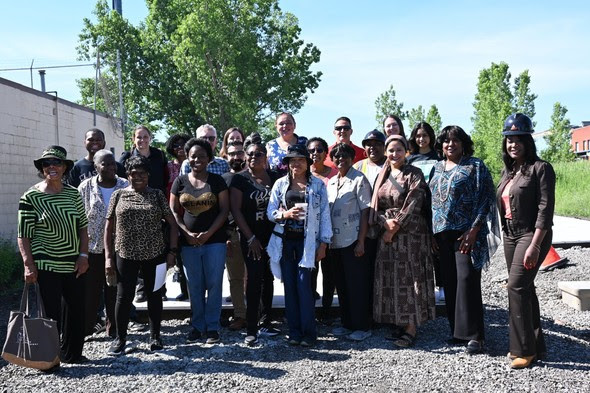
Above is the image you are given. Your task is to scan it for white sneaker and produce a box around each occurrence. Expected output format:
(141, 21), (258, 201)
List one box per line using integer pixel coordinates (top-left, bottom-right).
(332, 326), (352, 336)
(347, 330), (372, 341)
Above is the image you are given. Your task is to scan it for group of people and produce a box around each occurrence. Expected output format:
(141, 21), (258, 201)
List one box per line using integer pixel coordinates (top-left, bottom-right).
(17, 111), (554, 370)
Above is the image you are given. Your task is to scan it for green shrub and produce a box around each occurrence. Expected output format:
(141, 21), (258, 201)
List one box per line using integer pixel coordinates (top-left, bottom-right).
(553, 160), (590, 219)
(0, 239), (23, 292)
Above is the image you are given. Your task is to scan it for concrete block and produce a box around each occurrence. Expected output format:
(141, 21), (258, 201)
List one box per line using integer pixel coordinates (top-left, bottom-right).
(558, 281), (590, 311)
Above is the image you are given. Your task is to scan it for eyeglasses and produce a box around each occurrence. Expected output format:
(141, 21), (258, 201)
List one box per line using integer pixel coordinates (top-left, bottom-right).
(41, 159), (63, 167)
(200, 136), (216, 142)
(246, 151), (265, 158)
(307, 148), (325, 154)
(334, 126), (352, 132)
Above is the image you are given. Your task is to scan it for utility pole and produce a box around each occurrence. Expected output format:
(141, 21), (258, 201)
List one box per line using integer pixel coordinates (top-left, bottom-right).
(112, 0), (126, 137)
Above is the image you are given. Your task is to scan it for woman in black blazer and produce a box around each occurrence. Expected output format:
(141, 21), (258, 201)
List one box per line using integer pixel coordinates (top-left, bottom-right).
(496, 113), (555, 369)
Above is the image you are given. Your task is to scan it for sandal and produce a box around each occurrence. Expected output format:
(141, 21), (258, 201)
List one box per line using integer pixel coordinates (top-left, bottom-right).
(384, 325), (405, 341)
(393, 332), (415, 348)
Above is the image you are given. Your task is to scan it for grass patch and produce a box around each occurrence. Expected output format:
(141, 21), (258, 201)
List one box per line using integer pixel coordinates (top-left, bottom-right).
(0, 238), (23, 293)
(553, 160), (590, 219)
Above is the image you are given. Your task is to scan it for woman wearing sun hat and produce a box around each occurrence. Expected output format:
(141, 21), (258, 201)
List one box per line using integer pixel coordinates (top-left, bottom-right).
(267, 144), (332, 346)
(17, 145), (90, 364)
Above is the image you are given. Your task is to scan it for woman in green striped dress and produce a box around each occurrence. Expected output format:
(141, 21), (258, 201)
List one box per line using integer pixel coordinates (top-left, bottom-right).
(17, 145), (90, 364)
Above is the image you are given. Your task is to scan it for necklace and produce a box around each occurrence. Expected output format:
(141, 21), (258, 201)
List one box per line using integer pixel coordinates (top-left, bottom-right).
(436, 158), (462, 202)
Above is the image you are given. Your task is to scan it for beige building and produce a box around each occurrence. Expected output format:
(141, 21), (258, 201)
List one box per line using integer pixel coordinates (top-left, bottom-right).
(0, 77), (125, 239)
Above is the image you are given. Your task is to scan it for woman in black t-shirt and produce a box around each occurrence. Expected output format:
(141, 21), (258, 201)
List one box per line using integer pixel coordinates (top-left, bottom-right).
(230, 139), (279, 346)
(170, 138), (229, 344)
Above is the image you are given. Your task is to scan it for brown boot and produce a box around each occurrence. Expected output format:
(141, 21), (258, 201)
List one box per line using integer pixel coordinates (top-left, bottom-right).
(510, 355), (536, 369)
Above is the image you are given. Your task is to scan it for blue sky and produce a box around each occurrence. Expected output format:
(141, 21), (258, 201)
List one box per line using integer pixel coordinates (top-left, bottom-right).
(1, 0), (588, 145)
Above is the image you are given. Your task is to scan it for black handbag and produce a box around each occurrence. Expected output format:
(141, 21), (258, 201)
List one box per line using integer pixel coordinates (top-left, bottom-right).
(1, 283), (60, 370)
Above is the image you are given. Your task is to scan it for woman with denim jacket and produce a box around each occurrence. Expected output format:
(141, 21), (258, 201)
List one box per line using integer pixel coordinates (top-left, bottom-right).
(267, 144), (332, 346)
(497, 113), (555, 369)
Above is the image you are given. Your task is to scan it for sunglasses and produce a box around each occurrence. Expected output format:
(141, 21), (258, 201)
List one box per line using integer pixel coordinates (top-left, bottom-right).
(200, 136), (216, 142)
(172, 143), (185, 149)
(246, 151), (265, 158)
(41, 159), (63, 167)
(307, 147), (325, 154)
(334, 126), (352, 132)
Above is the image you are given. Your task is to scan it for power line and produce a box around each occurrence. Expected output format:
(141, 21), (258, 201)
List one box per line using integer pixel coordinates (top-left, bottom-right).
(0, 63), (94, 72)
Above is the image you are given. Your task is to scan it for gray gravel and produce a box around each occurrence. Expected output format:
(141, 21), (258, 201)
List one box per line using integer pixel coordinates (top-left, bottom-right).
(1, 246), (589, 392)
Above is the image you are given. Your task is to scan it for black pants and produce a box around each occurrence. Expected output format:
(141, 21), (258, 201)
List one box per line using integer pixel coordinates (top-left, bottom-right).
(503, 228), (551, 357)
(241, 240), (274, 336)
(85, 252), (117, 336)
(436, 230), (484, 341)
(37, 270), (86, 362)
(331, 242), (371, 331)
(312, 257), (337, 313)
(175, 250), (188, 297)
(115, 254), (163, 340)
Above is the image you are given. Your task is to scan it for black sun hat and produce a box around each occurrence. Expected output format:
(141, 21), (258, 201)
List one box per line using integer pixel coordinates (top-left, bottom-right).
(282, 144), (313, 166)
(33, 145), (74, 171)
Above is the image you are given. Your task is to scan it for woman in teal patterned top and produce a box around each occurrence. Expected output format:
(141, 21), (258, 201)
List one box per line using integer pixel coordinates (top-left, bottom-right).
(17, 145), (90, 364)
(429, 126), (499, 355)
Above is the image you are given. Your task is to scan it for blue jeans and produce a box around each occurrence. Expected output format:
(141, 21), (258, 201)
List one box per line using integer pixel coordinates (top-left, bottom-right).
(181, 242), (226, 333)
(280, 238), (316, 341)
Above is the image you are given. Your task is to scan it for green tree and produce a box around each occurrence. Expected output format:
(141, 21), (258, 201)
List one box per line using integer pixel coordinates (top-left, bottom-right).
(471, 62), (515, 179)
(513, 70), (537, 125)
(77, 0), (321, 140)
(425, 104), (442, 134)
(407, 105), (425, 130)
(374, 84), (408, 129)
(542, 102), (575, 162)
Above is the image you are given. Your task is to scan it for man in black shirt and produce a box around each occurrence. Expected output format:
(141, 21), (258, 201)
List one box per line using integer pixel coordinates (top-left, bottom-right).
(68, 128), (126, 187)
(221, 142), (248, 330)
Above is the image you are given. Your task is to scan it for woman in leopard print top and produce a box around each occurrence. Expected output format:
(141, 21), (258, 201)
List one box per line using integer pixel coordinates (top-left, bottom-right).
(104, 156), (178, 355)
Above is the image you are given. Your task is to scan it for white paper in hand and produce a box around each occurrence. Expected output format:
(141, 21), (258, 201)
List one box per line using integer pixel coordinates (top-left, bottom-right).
(154, 263), (166, 292)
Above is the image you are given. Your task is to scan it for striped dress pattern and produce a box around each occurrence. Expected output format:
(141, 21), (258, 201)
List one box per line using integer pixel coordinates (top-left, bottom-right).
(18, 185), (88, 273)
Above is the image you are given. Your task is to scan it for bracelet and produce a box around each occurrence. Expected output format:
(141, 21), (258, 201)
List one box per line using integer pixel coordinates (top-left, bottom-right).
(79, 253), (89, 259)
(247, 235), (256, 245)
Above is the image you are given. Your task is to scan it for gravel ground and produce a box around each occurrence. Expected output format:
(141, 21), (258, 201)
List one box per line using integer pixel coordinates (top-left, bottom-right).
(1, 246), (589, 392)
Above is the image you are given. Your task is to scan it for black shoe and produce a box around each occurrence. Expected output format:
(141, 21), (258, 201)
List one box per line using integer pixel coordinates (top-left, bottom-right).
(186, 329), (202, 343)
(465, 340), (484, 354)
(150, 337), (163, 351)
(134, 293), (147, 303)
(92, 321), (106, 335)
(108, 338), (126, 356)
(175, 293), (189, 301)
(244, 335), (258, 346)
(258, 326), (280, 337)
(447, 337), (469, 346)
(162, 295), (168, 301)
(129, 321), (148, 332)
(206, 331), (220, 344)
(61, 355), (89, 364)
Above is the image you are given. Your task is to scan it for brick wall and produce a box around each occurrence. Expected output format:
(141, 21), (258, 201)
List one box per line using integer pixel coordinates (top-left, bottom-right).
(0, 77), (125, 239)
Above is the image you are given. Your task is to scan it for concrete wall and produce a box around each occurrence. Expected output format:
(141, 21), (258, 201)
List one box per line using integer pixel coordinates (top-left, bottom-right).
(0, 77), (125, 239)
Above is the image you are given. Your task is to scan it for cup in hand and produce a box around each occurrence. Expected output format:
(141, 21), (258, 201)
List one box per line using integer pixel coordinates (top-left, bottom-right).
(294, 202), (308, 221)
